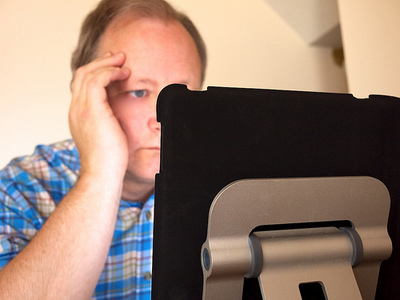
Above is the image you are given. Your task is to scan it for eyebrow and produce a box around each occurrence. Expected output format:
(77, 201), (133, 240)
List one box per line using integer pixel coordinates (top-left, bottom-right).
(130, 78), (157, 86)
(134, 78), (190, 85)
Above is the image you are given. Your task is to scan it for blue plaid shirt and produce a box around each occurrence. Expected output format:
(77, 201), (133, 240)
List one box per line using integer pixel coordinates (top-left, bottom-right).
(0, 140), (153, 299)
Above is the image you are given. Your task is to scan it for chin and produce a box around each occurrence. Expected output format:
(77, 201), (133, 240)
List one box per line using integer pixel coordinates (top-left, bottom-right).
(140, 172), (158, 183)
(124, 168), (158, 185)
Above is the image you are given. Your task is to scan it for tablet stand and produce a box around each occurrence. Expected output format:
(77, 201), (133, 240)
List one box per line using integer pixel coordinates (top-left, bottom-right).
(201, 177), (392, 299)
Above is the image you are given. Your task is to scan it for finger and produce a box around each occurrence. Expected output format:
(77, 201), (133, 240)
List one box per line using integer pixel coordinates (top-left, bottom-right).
(71, 66), (129, 115)
(88, 52), (125, 72)
(72, 52), (126, 95)
(82, 66), (130, 106)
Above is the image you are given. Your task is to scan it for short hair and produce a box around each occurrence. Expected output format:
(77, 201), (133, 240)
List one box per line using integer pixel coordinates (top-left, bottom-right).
(71, 0), (207, 84)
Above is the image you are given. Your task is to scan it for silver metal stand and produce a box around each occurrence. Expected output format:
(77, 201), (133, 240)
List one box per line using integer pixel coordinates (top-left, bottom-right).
(201, 177), (392, 299)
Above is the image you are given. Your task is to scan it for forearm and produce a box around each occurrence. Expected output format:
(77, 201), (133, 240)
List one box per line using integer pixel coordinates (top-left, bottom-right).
(0, 52), (133, 299)
(0, 173), (122, 299)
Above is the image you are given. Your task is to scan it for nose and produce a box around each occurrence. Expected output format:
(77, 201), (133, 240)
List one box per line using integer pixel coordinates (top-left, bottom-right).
(148, 116), (161, 133)
(148, 97), (161, 133)
(148, 94), (161, 134)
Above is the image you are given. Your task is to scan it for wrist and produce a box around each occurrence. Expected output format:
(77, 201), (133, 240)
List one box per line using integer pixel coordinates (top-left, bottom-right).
(77, 167), (125, 200)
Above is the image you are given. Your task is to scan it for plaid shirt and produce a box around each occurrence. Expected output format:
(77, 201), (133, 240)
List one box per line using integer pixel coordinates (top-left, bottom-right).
(0, 140), (153, 299)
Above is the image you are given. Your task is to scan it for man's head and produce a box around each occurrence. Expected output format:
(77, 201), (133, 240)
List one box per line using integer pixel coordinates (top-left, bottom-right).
(71, 0), (207, 84)
(70, 0), (206, 196)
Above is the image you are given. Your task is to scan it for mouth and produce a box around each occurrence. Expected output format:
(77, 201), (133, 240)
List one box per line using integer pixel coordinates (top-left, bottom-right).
(146, 147), (161, 151)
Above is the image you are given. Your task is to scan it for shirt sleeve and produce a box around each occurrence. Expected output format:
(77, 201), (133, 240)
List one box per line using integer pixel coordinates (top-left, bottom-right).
(0, 168), (44, 269)
(0, 140), (80, 269)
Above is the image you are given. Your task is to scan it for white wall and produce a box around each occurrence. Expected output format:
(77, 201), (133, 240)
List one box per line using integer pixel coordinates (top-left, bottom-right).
(0, 0), (99, 167)
(337, 0), (400, 98)
(0, 0), (347, 167)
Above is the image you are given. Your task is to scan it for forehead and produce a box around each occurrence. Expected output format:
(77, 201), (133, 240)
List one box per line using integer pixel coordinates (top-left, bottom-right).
(97, 15), (195, 58)
(97, 15), (202, 88)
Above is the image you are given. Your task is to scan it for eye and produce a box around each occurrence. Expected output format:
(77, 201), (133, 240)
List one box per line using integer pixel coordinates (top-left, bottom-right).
(128, 90), (147, 98)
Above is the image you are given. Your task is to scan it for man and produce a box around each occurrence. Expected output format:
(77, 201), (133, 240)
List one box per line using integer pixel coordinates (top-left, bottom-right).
(0, 0), (206, 298)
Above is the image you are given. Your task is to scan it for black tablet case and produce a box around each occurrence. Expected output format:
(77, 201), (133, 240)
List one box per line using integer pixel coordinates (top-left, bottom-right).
(152, 84), (400, 299)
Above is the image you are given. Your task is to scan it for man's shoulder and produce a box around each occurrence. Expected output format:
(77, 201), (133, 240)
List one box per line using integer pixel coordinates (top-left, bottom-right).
(13, 139), (80, 173)
(0, 139), (80, 195)
(0, 140), (80, 241)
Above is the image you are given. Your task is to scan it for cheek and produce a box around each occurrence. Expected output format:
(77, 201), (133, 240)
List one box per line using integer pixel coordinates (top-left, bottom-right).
(109, 96), (156, 142)
(109, 97), (140, 126)
(117, 113), (147, 143)
(111, 103), (148, 144)
(109, 95), (128, 114)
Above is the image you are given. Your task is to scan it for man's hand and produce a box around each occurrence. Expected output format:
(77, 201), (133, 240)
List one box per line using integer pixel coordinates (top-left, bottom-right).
(69, 52), (131, 180)
(0, 53), (131, 299)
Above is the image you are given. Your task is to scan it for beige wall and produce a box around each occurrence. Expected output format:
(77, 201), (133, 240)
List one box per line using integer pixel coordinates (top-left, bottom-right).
(0, 0), (347, 167)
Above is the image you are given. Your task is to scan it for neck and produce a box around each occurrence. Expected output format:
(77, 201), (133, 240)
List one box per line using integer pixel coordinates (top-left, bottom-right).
(120, 175), (155, 203)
